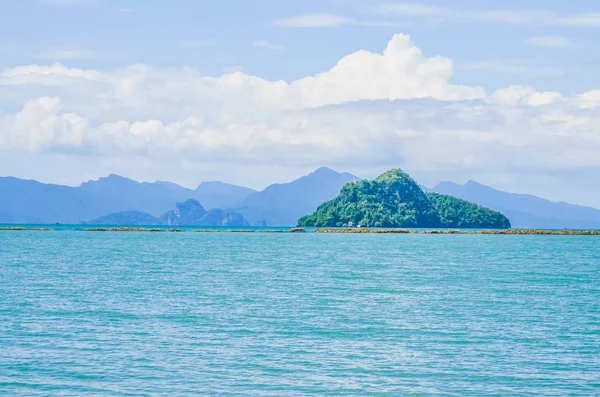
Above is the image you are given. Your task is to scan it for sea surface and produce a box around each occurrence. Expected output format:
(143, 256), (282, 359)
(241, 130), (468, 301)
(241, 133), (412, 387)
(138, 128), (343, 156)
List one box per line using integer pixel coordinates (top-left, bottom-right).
(1, 228), (599, 396)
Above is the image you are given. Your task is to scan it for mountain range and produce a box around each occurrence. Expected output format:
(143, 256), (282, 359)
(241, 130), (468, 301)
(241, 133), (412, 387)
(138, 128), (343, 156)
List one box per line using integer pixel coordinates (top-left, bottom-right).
(0, 167), (356, 226)
(433, 181), (600, 229)
(235, 167), (357, 226)
(1, 169), (599, 228)
(88, 200), (249, 227)
(0, 174), (258, 224)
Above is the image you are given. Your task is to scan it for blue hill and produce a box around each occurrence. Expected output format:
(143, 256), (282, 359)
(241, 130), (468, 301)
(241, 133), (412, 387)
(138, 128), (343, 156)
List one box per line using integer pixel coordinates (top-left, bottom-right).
(88, 200), (249, 227)
(0, 177), (101, 224)
(234, 167), (359, 226)
(86, 211), (160, 226)
(194, 181), (256, 210)
(0, 175), (255, 224)
(433, 180), (600, 229)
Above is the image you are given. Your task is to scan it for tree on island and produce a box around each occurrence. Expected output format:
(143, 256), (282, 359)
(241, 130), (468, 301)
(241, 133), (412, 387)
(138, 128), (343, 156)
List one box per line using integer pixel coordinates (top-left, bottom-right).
(298, 169), (511, 229)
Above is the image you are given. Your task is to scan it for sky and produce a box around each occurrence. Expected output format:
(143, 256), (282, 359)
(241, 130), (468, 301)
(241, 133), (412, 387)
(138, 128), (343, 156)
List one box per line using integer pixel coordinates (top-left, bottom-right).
(1, 0), (600, 207)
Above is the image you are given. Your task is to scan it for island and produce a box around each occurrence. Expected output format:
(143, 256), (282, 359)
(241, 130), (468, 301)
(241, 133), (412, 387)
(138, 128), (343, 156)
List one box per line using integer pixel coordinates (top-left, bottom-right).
(298, 169), (511, 229)
(87, 199), (249, 227)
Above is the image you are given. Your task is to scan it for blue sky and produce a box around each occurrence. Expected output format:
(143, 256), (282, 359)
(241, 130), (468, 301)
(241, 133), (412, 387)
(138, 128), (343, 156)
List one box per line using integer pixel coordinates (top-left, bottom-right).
(3, 0), (599, 90)
(1, 0), (600, 206)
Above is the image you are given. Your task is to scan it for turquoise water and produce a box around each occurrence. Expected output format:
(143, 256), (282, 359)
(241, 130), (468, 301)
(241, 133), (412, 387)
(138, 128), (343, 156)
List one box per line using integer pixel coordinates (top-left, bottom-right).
(1, 230), (599, 395)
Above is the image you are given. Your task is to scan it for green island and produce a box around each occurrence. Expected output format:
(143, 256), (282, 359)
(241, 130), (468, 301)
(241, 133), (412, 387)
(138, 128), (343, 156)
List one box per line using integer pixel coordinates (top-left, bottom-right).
(298, 169), (511, 229)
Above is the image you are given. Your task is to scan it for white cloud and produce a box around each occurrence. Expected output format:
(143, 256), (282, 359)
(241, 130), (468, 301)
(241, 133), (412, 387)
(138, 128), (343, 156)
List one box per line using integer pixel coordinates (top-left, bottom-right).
(3, 92), (600, 195)
(374, 3), (600, 27)
(490, 86), (562, 106)
(459, 59), (565, 77)
(287, 34), (483, 105)
(1, 33), (600, 202)
(36, 46), (97, 60)
(0, 63), (106, 85)
(1, 97), (88, 151)
(578, 90), (600, 109)
(2, 34), (482, 111)
(252, 40), (283, 51)
(275, 13), (354, 28)
(524, 35), (572, 48)
(358, 20), (408, 27)
(473, 10), (600, 27)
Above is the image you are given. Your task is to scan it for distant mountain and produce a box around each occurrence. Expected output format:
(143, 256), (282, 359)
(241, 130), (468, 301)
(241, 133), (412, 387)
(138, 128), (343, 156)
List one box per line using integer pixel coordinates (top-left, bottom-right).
(88, 199), (249, 227)
(234, 167), (359, 226)
(161, 199), (248, 226)
(87, 211), (160, 226)
(0, 175), (255, 224)
(80, 174), (193, 217)
(160, 199), (209, 225)
(433, 180), (600, 229)
(299, 169), (510, 229)
(194, 181), (256, 210)
(0, 177), (101, 224)
(195, 208), (249, 227)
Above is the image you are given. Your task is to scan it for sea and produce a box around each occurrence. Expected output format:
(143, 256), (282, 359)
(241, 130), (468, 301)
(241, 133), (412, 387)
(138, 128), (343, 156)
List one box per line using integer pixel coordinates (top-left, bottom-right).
(1, 227), (599, 396)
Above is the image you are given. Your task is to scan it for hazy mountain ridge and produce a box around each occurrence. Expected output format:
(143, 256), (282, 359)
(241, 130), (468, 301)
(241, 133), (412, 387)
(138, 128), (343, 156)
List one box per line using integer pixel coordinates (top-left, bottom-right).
(88, 200), (249, 227)
(195, 181), (257, 210)
(433, 180), (600, 229)
(0, 168), (354, 225)
(87, 211), (161, 226)
(0, 175), (256, 224)
(0, 176), (103, 224)
(2, 170), (599, 228)
(235, 167), (358, 226)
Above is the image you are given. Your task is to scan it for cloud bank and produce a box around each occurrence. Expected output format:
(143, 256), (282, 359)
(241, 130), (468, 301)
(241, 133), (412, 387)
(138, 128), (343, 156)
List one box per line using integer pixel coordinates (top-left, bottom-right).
(1, 33), (599, 205)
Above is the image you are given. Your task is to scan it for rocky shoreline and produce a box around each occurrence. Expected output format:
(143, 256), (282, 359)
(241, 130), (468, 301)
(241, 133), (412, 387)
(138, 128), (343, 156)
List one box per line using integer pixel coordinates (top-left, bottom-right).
(2, 227), (600, 235)
(311, 228), (600, 235)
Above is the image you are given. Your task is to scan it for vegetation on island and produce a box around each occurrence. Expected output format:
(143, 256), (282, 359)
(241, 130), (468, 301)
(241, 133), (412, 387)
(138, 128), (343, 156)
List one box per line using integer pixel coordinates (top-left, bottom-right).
(309, 229), (600, 235)
(297, 169), (511, 229)
(426, 192), (510, 229)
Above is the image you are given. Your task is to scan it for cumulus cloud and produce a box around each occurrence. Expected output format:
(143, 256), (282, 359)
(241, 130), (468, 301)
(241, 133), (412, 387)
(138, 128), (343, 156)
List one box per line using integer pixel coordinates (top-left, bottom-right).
(3, 94), (599, 188)
(524, 35), (572, 48)
(374, 3), (600, 28)
(275, 13), (354, 28)
(578, 90), (600, 109)
(1, 97), (88, 152)
(1, 33), (600, 204)
(1, 34), (482, 112)
(288, 34), (483, 104)
(490, 86), (562, 107)
(0, 63), (106, 85)
(473, 10), (600, 27)
(459, 59), (565, 77)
